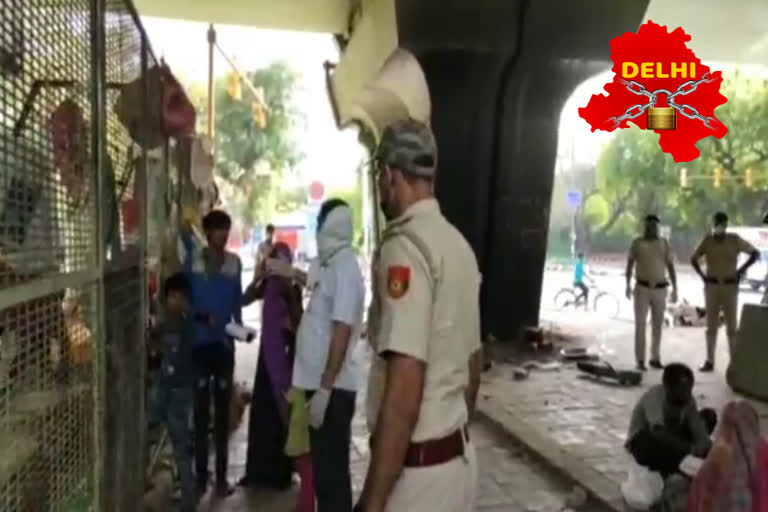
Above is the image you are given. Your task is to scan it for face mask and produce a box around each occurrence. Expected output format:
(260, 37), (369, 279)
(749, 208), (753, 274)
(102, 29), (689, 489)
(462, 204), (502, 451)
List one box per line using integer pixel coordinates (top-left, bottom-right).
(713, 225), (726, 235)
(316, 207), (352, 263)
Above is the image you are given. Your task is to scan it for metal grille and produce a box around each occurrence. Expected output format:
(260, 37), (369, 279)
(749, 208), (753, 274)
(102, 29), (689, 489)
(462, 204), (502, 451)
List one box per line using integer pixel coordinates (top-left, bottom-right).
(0, 0), (160, 510)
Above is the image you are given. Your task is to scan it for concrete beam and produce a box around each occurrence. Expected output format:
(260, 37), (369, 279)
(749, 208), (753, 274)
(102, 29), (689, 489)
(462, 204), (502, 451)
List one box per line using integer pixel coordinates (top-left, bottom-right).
(330, 0), (399, 126)
(133, 0), (351, 34)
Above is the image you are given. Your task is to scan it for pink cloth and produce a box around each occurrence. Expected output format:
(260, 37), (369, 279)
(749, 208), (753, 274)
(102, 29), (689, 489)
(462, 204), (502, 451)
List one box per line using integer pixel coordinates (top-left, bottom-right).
(295, 454), (315, 512)
(688, 401), (768, 512)
(755, 442), (768, 512)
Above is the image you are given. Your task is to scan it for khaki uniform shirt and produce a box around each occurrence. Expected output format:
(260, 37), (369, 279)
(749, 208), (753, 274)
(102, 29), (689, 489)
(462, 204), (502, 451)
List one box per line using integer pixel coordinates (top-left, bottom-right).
(692, 234), (756, 280)
(630, 237), (672, 284)
(366, 199), (482, 442)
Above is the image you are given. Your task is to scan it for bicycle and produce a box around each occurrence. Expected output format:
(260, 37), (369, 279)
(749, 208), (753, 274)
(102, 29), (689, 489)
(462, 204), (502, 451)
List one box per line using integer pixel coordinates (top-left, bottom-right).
(553, 283), (621, 318)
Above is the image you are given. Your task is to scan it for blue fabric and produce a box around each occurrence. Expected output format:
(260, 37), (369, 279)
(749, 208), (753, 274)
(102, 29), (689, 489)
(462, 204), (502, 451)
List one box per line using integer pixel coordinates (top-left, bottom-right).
(147, 384), (195, 512)
(574, 261), (585, 284)
(181, 230), (243, 347)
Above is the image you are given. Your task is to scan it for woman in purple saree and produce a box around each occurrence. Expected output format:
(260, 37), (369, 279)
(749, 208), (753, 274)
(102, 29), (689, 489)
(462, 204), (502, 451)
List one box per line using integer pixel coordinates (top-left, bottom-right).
(239, 241), (303, 489)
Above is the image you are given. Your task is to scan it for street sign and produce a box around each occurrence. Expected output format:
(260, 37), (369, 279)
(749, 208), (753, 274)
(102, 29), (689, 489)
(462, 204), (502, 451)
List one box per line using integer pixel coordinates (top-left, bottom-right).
(566, 191), (582, 210)
(309, 181), (325, 203)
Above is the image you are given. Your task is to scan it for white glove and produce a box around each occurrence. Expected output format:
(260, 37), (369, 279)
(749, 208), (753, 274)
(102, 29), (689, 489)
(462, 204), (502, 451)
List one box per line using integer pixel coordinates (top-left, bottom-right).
(266, 258), (295, 279)
(308, 387), (332, 429)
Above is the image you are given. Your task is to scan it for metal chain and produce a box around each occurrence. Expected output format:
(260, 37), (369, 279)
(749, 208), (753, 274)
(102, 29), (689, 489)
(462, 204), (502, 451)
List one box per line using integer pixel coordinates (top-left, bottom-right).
(608, 73), (717, 129)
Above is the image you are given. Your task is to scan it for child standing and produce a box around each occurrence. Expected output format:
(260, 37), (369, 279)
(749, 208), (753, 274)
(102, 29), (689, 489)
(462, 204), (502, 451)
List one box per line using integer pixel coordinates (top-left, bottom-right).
(147, 273), (197, 512)
(285, 386), (316, 512)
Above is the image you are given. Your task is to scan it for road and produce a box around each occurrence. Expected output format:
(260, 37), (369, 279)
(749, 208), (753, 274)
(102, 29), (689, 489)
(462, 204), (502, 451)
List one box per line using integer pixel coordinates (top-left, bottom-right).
(540, 267), (764, 323)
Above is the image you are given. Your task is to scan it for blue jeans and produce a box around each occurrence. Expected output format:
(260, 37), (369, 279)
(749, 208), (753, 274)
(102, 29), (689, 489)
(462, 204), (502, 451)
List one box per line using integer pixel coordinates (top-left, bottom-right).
(147, 384), (195, 512)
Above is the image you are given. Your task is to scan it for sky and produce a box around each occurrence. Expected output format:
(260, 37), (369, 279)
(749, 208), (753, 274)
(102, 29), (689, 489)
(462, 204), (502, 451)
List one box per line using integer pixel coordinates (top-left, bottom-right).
(143, 17), (768, 187)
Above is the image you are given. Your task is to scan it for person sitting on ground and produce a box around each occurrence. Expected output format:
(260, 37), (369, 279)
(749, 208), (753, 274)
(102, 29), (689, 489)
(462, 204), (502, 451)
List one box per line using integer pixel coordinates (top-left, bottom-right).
(687, 400), (768, 512)
(626, 363), (716, 478)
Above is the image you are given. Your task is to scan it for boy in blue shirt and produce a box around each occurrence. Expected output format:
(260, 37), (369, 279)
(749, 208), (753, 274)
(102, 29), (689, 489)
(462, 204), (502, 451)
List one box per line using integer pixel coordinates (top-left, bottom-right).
(181, 210), (243, 496)
(573, 253), (590, 309)
(147, 273), (196, 511)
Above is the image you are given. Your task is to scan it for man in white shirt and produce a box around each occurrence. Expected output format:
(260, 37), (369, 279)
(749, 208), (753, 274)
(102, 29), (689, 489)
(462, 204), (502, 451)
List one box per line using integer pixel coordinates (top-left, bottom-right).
(291, 198), (365, 512)
(254, 223), (275, 269)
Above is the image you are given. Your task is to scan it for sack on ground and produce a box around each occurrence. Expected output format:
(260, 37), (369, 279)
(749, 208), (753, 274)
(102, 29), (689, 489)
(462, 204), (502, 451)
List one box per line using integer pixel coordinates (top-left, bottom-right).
(622, 459), (664, 510)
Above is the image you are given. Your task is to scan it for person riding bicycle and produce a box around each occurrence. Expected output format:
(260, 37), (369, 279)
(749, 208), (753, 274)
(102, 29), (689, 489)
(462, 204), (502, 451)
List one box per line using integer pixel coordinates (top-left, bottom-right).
(573, 253), (592, 310)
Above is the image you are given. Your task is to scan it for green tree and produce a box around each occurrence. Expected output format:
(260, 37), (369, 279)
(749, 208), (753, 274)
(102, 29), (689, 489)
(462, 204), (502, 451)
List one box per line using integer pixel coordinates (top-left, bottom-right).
(189, 61), (303, 227)
(587, 72), (768, 254)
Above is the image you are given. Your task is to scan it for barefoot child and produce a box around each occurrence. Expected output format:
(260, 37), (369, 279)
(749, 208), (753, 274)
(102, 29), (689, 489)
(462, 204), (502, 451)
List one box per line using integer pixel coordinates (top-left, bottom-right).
(147, 273), (196, 511)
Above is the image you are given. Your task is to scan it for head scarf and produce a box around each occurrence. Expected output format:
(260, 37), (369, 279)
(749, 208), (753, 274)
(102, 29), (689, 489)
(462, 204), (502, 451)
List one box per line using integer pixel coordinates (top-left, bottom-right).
(259, 241), (295, 423)
(317, 205), (353, 264)
(688, 401), (766, 512)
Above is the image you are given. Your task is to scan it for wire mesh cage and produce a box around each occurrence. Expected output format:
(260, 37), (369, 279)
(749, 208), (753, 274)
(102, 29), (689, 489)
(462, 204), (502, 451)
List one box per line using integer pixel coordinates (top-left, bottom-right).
(0, 0), (161, 510)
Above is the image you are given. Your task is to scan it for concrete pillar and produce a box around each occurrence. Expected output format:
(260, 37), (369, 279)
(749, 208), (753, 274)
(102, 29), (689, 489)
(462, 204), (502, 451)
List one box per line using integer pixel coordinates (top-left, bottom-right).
(333, 0), (649, 341)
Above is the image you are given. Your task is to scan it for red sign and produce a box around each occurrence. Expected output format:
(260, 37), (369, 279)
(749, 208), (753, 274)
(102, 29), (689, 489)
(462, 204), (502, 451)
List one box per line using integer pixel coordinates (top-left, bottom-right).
(309, 181), (325, 201)
(578, 21), (728, 163)
(275, 229), (298, 252)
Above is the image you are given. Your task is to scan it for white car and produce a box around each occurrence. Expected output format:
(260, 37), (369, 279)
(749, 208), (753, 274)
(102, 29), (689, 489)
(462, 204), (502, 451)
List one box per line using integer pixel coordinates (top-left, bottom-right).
(740, 250), (768, 291)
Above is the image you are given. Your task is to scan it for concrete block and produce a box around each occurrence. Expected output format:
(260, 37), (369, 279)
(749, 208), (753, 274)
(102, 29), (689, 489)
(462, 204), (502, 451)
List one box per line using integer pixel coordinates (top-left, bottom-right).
(728, 304), (768, 400)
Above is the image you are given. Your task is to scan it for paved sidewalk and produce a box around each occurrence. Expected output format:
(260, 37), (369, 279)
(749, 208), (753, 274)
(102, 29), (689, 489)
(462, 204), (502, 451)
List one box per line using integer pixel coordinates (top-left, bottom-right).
(196, 304), (606, 512)
(477, 311), (768, 511)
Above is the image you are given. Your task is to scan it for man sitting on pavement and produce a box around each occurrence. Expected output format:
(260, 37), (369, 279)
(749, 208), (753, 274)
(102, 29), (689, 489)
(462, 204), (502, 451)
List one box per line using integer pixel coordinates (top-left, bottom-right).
(625, 363), (716, 478)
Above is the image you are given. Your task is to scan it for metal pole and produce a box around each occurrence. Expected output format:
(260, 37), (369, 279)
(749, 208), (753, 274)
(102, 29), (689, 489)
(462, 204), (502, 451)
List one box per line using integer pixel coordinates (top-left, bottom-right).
(215, 42), (267, 108)
(207, 24), (216, 141)
(137, 32), (150, 500)
(89, 0), (107, 509)
(570, 211), (576, 258)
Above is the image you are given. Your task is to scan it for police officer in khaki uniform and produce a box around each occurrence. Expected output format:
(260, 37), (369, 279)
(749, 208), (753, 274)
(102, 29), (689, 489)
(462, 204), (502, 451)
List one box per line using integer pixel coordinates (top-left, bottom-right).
(691, 211), (759, 372)
(356, 119), (483, 512)
(625, 214), (678, 371)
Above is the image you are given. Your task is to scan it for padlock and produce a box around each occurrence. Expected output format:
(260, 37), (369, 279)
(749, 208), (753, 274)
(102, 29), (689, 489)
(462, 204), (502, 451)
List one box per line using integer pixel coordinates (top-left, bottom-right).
(647, 107), (676, 130)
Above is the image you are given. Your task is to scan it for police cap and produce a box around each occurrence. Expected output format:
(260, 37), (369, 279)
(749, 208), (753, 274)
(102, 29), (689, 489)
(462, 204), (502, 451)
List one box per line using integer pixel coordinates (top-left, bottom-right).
(375, 118), (437, 178)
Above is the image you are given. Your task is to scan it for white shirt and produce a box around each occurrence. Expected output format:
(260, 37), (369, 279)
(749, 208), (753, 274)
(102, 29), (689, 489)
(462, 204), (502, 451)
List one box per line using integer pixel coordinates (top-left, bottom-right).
(293, 248), (365, 391)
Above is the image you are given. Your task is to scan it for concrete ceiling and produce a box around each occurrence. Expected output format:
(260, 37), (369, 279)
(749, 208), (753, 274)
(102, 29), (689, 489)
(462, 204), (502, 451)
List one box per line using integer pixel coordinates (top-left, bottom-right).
(644, 0), (768, 65)
(133, 0), (768, 67)
(132, 0), (351, 34)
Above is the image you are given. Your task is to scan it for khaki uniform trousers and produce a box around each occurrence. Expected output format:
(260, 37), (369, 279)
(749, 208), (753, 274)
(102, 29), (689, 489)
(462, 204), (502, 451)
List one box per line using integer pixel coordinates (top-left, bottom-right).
(633, 285), (667, 363)
(704, 283), (739, 364)
(384, 440), (478, 512)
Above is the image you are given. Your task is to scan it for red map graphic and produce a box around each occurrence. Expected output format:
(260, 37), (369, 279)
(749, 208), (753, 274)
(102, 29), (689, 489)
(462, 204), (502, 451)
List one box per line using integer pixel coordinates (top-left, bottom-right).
(578, 21), (728, 163)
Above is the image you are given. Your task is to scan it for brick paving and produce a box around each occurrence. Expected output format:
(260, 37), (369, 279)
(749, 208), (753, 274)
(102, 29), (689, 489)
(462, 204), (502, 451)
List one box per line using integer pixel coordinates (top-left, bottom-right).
(478, 310), (768, 511)
(196, 303), (607, 512)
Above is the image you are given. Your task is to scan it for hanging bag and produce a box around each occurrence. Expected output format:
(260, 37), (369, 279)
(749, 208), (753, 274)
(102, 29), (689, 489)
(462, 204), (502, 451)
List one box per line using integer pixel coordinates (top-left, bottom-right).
(114, 63), (196, 149)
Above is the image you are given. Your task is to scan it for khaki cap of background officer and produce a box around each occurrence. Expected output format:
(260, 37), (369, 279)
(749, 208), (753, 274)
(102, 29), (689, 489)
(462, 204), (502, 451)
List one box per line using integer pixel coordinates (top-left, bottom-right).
(691, 211), (759, 372)
(356, 119), (482, 512)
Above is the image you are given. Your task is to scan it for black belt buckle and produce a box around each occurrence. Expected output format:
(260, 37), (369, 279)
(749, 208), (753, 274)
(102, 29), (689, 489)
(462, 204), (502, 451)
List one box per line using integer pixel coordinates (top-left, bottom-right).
(637, 280), (668, 289)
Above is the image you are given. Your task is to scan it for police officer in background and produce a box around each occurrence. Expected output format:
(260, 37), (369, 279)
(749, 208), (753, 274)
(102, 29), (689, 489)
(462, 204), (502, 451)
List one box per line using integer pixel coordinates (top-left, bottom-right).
(625, 214), (678, 371)
(356, 119), (483, 512)
(691, 211), (759, 372)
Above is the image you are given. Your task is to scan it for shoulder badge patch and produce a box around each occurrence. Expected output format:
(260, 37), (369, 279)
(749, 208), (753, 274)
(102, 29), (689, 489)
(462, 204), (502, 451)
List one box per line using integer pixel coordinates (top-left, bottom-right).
(387, 265), (410, 299)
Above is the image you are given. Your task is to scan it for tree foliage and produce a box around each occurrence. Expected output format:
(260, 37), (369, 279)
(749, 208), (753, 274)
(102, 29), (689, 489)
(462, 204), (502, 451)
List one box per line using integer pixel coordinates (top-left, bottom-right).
(583, 72), (768, 254)
(189, 61), (303, 228)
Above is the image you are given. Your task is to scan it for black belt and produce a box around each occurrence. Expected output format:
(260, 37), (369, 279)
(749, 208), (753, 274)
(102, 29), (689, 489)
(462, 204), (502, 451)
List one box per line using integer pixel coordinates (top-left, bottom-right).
(637, 280), (669, 289)
(706, 277), (738, 285)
